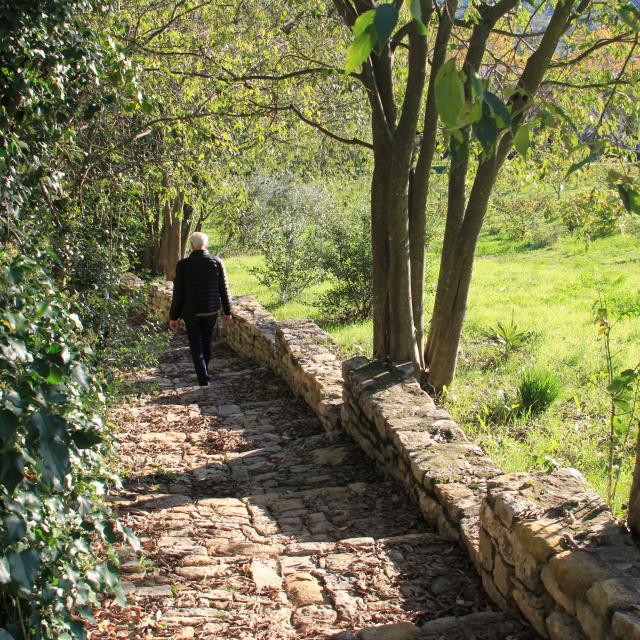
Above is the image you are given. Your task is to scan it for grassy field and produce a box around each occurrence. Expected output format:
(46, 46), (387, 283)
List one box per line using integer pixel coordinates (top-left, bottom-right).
(220, 233), (640, 514)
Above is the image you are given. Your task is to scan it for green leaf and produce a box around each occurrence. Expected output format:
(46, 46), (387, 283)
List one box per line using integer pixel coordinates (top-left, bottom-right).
(618, 184), (640, 214)
(31, 413), (67, 441)
(3, 514), (26, 545)
(353, 9), (376, 38)
(407, 0), (428, 34)
(565, 153), (600, 179)
(72, 429), (103, 449)
(38, 439), (71, 484)
(435, 59), (465, 128)
(46, 365), (64, 385)
(618, 3), (640, 31)
(0, 630), (15, 640)
(9, 550), (40, 589)
(513, 123), (531, 159)
(483, 91), (511, 129)
(473, 103), (499, 154)
(0, 410), (18, 449)
(0, 452), (24, 494)
(374, 4), (399, 48)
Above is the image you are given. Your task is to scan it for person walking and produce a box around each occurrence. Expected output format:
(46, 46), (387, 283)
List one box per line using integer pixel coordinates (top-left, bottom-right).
(169, 232), (232, 386)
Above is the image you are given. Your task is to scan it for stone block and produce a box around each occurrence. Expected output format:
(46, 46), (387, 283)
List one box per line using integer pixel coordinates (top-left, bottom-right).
(417, 488), (444, 526)
(586, 578), (640, 618)
(546, 610), (587, 640)
(434, 483), (480, 524)
(481, 569), (510, 611)
(513, 518), (566, 562)
(575, 599), (611, 640)
(549, 550), (615, 600)
(494, 551), (514, 598)
(284, 572), (324, 606)
(612, 609), (640, 640)
(512, 581), (551, 638)
(479, 526), (495, 572)
(541, 564), (576, 615)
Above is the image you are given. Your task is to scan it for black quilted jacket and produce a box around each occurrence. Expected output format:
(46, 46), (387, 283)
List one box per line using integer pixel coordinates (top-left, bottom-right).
(169, 250), (232, 320)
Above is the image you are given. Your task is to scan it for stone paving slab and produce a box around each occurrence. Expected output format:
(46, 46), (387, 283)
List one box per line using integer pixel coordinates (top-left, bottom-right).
(91, 337), (536, 640)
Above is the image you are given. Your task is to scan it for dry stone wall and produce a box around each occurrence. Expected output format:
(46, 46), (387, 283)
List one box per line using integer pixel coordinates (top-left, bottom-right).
(144, 284), (640, 639)
(342, 357), (640, 640)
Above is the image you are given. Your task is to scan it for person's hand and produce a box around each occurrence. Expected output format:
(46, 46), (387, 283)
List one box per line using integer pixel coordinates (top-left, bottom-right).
(223, 314), (233, 325)
(169, 319), (180, 332)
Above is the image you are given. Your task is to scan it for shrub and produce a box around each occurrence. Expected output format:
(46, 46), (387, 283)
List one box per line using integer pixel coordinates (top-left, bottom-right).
(248, 173), (328, 304)
(317, 205), (372, 321)
(517, 368), (562, 416)
(0, 255), (133, 639)
(484, 317), (534, 361)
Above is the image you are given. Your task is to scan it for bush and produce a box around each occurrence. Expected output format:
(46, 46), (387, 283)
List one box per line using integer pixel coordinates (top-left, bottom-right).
(248, 174), (328, 304)
(317, 205), (372, 321)
(0, 255), (133, 639)
(484, 317), (534, 361)
(517, 368), (562, 416)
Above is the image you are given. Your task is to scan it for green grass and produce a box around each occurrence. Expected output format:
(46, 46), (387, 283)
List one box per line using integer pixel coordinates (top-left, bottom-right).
(221, 233), (640, 514)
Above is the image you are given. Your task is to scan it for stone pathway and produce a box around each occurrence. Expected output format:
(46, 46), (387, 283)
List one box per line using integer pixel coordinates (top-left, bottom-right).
(91, 336), (536, 640)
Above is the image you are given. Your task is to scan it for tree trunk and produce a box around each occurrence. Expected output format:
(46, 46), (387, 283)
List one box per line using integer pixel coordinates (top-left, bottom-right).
(629, 430), (640, 538)
(166, 190), (185, 280)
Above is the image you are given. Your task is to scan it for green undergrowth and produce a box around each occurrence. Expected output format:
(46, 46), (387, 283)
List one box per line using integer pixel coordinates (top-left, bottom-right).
(222, 233), (640, 515)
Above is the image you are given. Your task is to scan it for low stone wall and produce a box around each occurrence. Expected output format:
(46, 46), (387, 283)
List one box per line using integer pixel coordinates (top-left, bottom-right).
(144, 284), (640, 639)
(342, 357), (640, 640)
(145, 287), (343, 433)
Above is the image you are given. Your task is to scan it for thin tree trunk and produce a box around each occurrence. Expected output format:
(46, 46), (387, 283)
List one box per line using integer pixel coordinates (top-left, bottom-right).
(629, 430), (640, 538)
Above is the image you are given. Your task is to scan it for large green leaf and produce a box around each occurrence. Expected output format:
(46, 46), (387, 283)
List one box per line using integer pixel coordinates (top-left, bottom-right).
(71, 429), (103, 449)
(435, 59), (465, 128)
(473, 110), (499, 154)
(344, 8), (377, 74)
(483, 91), (511, 129)
(38, 439), (71, 484)
(31, 413), (67, 442)
(9, 550), (40, 589)
(407, 0), (428, 34)
(513, 123), (531, 159)
(0, 630), (15, 640)
(618, 184), (640, 214)
(3, 514), (26, 545)
(373, 4), (399, 48)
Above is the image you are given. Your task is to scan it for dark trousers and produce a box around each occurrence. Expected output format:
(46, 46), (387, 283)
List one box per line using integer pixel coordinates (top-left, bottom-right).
(184, 315), (218, 385)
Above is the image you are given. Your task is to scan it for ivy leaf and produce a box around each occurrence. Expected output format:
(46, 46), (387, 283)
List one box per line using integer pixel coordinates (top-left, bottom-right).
(0, 451), (24, 494)
(9, 550), (40, 589)
(3, 514), (26, 545)
(373, 4), (399, 49)
(0, 410), (18, 449)
(435, 59), (465, 128)
(618, 184), (640, 214)
(38, 439), (71, 484)
(71, 429), (103, 449)
(513, 123), (531, 159)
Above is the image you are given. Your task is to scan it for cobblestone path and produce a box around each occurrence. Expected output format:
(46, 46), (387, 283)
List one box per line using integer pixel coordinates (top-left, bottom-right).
(93, 336), (535, 640)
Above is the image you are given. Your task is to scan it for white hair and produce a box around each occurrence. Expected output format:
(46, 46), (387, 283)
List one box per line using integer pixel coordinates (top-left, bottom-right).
(190, 232), (208, 249)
